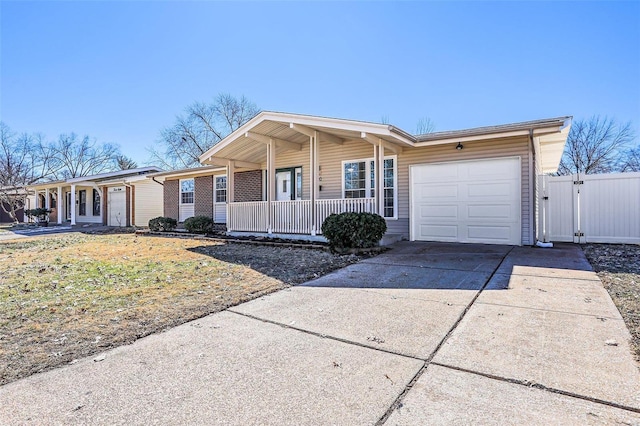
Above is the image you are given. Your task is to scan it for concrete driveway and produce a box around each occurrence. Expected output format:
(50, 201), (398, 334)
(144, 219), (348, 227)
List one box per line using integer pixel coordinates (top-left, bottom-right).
(1, 241), (639, 424)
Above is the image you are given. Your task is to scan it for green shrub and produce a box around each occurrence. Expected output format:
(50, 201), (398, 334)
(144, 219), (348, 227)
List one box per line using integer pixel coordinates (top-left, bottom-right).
(148, 216), (177, 232)
(183, 215), (214, 234)
(321, 212), (387, 252)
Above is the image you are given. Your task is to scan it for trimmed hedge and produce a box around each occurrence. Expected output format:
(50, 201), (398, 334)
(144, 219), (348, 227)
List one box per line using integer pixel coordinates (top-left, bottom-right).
(148, 216), (177, 232)
(321, 212), (387, 252)
(183, 215), (214, 234)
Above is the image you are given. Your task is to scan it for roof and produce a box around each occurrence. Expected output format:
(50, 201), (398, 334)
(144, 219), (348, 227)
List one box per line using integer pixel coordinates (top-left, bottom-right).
(415, 117), (571, 142)
(27, 167), (163, 189)
(197, 111), (571, 174)
(147, 165), (226, 181)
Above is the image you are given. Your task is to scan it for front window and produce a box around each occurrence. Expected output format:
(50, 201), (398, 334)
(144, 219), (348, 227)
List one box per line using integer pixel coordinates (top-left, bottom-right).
(342, 156), (396, 218)
(93, 189), (101, 216)
(215, 176), (227, 203)
(343, 161), (367, 199)
(180, 179), (194, 204)
(79, 190), (87, 216)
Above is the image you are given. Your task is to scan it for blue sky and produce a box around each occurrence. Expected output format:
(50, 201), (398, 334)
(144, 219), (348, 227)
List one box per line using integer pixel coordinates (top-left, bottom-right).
(1, 1), (639, 166)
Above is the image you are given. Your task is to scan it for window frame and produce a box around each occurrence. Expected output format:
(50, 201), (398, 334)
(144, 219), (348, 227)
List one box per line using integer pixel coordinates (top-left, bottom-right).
(341, 155), (397, 219)
(214, 175), (227, 203)
(180, 178), (195, 205)
(78, 190), (87, 216)
(92, 189), (101, 216)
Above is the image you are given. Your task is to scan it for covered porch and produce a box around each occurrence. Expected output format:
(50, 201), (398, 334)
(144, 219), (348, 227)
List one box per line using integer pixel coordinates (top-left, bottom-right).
(199, 112), (414, 236)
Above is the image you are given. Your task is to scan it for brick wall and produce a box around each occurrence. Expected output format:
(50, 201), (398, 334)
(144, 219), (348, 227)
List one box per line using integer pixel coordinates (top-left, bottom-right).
(164, 179), (179, 220)
(194, 175), (214, 218)
(234, 170), (263, 202)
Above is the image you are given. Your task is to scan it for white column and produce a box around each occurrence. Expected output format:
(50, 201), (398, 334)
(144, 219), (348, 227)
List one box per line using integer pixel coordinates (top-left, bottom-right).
(377, 139), (384, 216)
(57, 187), (62, 224)
(44, 188), (50, 211)
(267, 140), (275, 233)
(70, 184), (76, 225)
(310, 133), (317, 235)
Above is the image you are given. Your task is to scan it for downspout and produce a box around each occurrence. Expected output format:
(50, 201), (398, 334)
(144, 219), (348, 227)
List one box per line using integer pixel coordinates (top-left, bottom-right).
(529, 129), (537, 245)
(152, 177), (164, 186)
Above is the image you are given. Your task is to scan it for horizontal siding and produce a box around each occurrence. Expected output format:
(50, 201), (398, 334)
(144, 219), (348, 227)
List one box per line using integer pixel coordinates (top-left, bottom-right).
(133, 180), (164, 227)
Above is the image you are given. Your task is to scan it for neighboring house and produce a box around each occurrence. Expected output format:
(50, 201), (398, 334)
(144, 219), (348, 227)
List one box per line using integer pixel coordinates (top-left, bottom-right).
(26, 167), (163, 227)
(159, 112), (571, 246)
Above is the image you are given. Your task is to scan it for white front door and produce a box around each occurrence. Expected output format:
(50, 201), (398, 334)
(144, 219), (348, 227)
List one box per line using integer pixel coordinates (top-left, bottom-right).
(276, 171), (292, 201)
(410, 157), (521, 245)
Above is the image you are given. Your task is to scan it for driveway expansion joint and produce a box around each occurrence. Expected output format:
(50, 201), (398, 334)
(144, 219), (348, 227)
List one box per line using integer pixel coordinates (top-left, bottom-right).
(474, 300), (625, 321)
(375, 246), (515, 425)
(431, 361), (640, 415)
(360, 260), (491, 274)
(226, 309), (424, 362)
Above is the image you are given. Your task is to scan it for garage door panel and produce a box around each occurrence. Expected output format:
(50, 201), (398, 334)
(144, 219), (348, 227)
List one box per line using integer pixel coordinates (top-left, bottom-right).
(415, 163), (460, 182)
(467, 182), (515, 198)
(421, 204), (458, 219)
(417, 184), (459, 199)
(411, 157), (521, 245)
(467, 226), (513, 241)
(420, 224), (458, 239)
(467, 204), (514, 220)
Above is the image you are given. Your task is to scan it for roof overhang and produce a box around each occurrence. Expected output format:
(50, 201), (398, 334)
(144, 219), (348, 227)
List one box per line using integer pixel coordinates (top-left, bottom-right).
(415, 116), (572, 173)
(199, 111), (416, 166)
(147, 165), (227, 182)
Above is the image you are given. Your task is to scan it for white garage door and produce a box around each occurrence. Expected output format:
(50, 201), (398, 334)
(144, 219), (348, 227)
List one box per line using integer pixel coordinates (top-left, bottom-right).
(410, 157), (521, 245)
(108, 186), (127, 227)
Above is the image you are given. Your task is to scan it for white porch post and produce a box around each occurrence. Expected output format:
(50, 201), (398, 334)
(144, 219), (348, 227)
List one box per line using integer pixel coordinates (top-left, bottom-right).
(377, 139), (384, 216)
(44, 188), (50, 211)
(227, 161), (235, 203)
(70, 184), (76, 225)
(267, 139), (275, 233)
(310, 132), (317, 235)
(57, 186), (63, 224)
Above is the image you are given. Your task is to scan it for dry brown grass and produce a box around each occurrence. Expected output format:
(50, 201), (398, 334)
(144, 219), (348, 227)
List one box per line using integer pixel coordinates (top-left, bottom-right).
(0, 233), (361, 385)
(583, 244), (640, 361)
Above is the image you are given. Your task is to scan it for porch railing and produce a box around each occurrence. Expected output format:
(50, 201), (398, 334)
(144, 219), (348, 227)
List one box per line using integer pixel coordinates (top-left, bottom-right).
(315, 198), (377, 233)
(228, 201), (268, 233)
(271, 200), (312, 234)
(228, 198), (378, 234)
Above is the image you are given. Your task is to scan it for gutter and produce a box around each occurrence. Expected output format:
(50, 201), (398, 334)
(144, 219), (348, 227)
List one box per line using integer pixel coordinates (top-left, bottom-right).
(152, 177), (164, 186)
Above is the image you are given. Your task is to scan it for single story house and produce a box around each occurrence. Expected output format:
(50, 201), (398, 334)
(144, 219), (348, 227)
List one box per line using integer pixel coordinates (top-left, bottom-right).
(26, 167), (163, 227)
(157, 112), (571, 246)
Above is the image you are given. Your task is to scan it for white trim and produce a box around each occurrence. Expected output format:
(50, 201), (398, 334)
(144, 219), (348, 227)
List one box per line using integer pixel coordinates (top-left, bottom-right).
(340, 155), (398, 220)
(179, 178), (195, 205)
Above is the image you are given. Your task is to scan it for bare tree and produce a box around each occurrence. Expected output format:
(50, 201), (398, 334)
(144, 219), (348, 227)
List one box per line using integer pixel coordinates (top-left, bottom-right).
(380, 115), (390, 125)
(621, 146), (640, 172)
(416, 117), (435, 135)
(149, 93), (259, 169)
(47, 133), (120, 179)
(557, 116), (635, 175)
(0, 123), (51, 222)
(115, 155), (138, 170)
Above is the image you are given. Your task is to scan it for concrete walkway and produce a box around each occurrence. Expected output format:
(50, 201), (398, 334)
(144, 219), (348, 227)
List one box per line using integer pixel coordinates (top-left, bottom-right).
(1, 242), (639, 424)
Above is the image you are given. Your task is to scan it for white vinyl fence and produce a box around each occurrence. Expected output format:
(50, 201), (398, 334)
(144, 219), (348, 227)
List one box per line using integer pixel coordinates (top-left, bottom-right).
(539, 172), (640, 244)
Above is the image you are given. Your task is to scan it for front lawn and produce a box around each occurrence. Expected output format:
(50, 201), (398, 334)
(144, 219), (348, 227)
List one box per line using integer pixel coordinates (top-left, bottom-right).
(0, 233), (361, 385)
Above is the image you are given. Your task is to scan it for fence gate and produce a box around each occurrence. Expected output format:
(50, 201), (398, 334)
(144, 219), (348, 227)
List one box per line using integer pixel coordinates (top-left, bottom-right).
(539, 172), (640, 244)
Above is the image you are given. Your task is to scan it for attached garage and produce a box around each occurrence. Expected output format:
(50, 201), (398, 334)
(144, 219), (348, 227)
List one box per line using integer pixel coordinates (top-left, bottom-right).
(410, 157), (521, 245)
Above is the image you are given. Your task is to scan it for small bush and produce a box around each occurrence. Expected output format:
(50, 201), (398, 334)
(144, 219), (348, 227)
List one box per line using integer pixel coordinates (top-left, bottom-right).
(183, 215), (214, 234)
(321, 212), (387, 252)
(148, 216), (177, 232)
